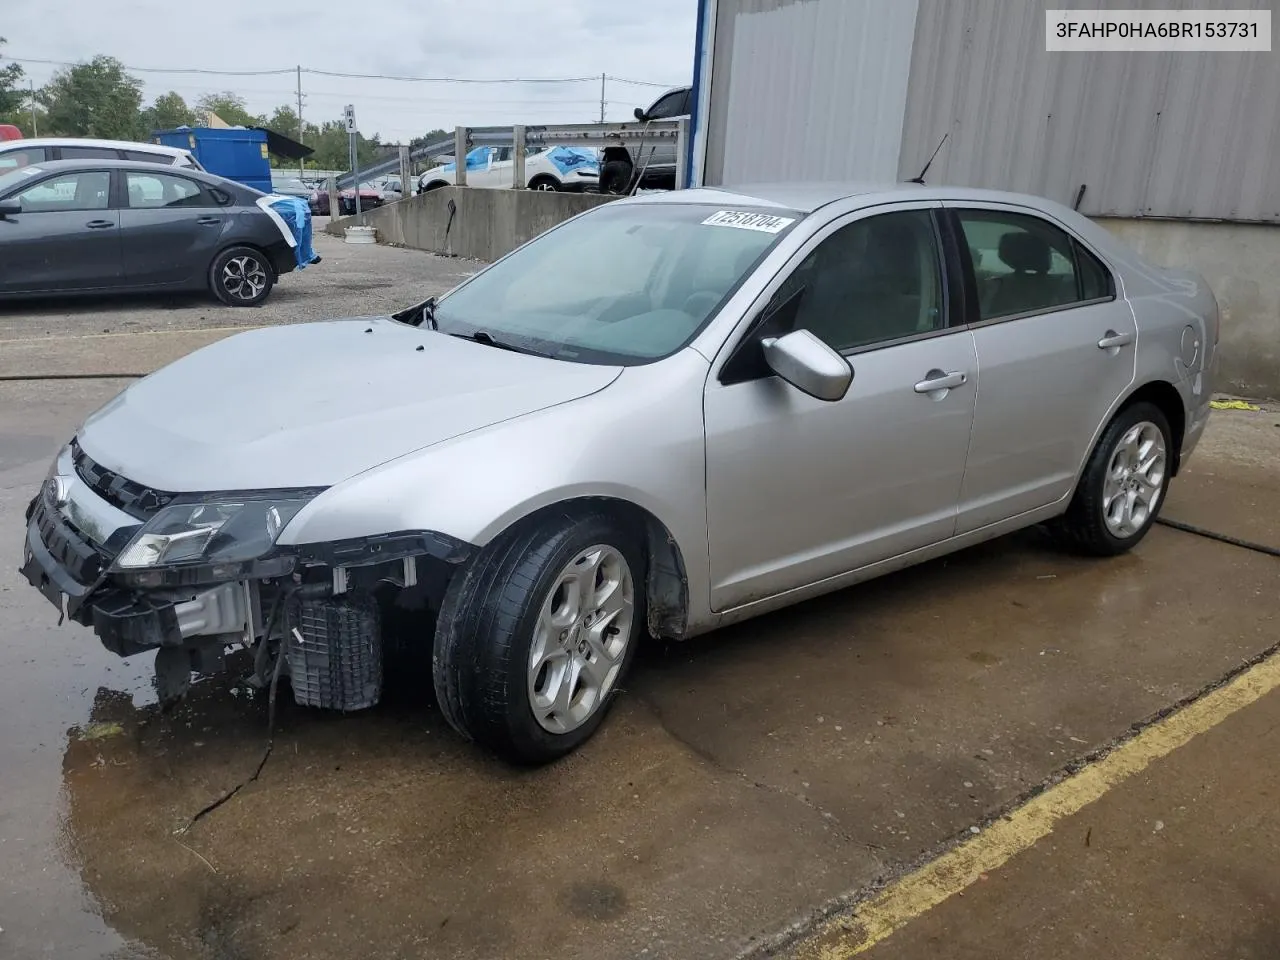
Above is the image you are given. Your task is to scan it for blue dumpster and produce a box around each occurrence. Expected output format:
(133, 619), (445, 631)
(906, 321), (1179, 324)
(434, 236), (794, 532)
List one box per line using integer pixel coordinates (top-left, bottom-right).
(153, 126), (273, 193)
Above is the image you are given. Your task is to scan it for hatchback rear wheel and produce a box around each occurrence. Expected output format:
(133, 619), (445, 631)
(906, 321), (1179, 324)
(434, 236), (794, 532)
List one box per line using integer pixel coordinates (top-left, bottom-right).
(1051, 401), (1172, 556)
(210, 246), (274, 307)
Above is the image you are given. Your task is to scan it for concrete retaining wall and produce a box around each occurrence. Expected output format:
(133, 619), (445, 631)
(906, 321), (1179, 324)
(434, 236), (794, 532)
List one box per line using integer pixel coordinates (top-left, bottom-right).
(327, 187), (617, 263)
(1097, 218), (1280, 399)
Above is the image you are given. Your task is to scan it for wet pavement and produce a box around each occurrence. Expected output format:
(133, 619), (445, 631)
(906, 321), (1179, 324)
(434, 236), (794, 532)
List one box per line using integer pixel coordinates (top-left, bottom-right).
(1, 289), (1278, 959)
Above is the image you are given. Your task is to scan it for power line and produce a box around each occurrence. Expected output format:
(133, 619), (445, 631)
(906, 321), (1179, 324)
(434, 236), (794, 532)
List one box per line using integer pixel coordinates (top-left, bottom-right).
(10, 55), (638, 85)
(303, 68), (599, 84)
(11, 55), (295, 76)
(605, 75), (683, 88)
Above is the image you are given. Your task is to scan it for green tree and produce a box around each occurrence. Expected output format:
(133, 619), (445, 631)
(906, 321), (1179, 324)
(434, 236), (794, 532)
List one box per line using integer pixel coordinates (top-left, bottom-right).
(38, 56), (144, 139)
(0, 38), (26, 124)
(141, 90), (194, 133)
(307, 118), (382, 171)
(194, 91), (263, 128)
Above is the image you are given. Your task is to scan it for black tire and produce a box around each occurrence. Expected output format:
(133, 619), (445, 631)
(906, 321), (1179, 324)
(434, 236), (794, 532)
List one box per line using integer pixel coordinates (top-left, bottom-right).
(598, 159), (634, 195)
(422, 181), (447, 193)
(433, 511), (646, 764)
(209, 246), (274, 307)
(528, 175), (561, 192)
(1050, 401), (1173, 556)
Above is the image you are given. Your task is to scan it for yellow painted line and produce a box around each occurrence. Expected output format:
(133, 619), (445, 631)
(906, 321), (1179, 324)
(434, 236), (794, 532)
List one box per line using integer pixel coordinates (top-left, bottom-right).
(0, 325), (263, 345)
(787, 648), (1280, 960)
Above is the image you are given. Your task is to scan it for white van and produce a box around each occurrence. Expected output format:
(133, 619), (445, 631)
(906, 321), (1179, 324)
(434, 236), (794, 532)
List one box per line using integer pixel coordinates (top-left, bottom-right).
(0, 137), (202, 173)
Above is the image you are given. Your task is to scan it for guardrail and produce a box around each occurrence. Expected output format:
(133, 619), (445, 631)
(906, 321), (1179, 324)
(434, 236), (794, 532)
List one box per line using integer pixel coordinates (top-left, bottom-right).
(332, 119), (688, 194)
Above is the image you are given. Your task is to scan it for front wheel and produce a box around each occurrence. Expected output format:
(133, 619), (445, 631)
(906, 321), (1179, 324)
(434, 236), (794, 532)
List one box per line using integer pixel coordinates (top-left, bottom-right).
(1050, 401), (1172, 556)
(433, 511), (645, 764)
(528, 176), (561, 192)
(210, 246), (274, 307)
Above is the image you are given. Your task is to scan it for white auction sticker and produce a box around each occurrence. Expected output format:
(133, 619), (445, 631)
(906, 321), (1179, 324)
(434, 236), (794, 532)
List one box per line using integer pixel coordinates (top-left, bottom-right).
(702, 210), (796, 234)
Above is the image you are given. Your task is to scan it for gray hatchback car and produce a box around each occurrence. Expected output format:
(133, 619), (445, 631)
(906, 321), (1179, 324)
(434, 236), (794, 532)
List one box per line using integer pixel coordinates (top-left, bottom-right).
(20, 182), (1217, 763)
(0, 159), (298, 306)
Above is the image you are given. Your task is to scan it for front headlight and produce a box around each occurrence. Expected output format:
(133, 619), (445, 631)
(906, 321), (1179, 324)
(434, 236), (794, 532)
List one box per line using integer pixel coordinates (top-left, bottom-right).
(114, 496), (314, 569)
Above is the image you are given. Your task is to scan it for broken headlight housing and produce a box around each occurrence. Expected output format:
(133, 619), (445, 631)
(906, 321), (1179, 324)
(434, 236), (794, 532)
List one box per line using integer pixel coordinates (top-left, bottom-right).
(113, 495), (316, 570)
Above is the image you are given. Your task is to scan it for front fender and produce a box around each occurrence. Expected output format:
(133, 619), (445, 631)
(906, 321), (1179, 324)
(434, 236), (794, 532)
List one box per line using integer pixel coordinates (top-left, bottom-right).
(278, 349), (715, 622)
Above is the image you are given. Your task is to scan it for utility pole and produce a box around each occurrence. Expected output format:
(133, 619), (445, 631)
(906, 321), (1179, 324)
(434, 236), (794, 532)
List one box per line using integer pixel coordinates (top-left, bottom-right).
(28, 79), (37, 136)
(296, 65), (305, 179)
(599, 73), (606, 123)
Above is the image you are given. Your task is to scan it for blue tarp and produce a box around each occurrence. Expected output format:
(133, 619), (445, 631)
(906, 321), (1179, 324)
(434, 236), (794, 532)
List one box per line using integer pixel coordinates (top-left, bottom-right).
(439, 145), (600, 175)
(544, 147), (598, 175)
(268, 195), (319, 269)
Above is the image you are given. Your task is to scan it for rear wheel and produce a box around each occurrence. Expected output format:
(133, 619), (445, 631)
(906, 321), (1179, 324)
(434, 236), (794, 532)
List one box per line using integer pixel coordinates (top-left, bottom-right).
(210, 246), (274, 307)
(1050, 401), (1172, 556)
(599, 159), (634, 195)
(433, 511), (644, 764)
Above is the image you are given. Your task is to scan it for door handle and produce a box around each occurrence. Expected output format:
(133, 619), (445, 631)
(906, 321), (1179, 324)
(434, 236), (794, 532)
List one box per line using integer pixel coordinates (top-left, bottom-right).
(1097, 330), (1134, 349)
(85, 219), (114, 229)
(196, 217), (221, 225)
(914, 370), (967, 394)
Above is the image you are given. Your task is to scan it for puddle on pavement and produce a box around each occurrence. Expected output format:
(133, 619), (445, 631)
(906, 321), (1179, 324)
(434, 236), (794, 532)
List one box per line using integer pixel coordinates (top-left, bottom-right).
(11, 513), (1278, 960)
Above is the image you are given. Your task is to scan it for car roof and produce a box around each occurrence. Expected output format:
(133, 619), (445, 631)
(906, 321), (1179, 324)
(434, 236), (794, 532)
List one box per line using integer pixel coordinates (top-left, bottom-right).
(7, 157), (239, 189)
(0, 137), (191, 156)
(625, 181), (1081, 216)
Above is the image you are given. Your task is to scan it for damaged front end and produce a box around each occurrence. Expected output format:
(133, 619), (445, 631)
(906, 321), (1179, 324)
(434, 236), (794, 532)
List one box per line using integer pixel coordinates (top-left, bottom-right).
(20, 441), (469, 709)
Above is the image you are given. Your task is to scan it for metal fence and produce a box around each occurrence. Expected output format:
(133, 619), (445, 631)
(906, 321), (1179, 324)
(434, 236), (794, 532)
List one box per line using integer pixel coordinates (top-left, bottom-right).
(333, 119), (688, 191)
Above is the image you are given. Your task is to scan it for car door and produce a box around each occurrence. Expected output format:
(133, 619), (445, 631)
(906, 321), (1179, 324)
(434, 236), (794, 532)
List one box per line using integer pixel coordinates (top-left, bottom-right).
(946, 204), (1135, 533)
(470, 147), (505, 188)
(117, 170), (225, 287)
(0, 168), (121, 293)
(703, 204), (978, 611)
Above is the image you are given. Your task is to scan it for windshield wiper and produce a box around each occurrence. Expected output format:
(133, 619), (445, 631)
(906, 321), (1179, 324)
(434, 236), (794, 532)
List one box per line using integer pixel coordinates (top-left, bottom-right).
(448, 330), (543, 356)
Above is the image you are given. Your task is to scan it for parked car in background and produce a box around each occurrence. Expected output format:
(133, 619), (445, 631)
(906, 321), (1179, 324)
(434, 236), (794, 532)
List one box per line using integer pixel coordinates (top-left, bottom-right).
(0, 137), (203, 174)
(418, 145), (599, 193)
(599, 85), (691, 194)
(270, 176), (313, 200)
(375, 177), (403, 203)
(308, 183), (385, 217)
(0, 159), (297, 306)
(18, 182), (1217, 765)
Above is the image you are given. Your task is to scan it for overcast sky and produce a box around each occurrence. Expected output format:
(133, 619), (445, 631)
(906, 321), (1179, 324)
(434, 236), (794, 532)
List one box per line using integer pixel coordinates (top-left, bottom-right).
(4, 0), (696, 143)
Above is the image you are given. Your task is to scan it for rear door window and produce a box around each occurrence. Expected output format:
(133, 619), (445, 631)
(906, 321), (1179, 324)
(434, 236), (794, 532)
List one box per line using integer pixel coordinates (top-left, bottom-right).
(123, 149), (174, 164)
(124, 171), (207, 208)
(954, 209), (1114, 321)
(58, 146), (120, 161)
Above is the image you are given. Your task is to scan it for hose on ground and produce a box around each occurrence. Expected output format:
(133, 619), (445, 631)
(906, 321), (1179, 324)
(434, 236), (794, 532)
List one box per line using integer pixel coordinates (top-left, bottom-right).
(1155, 516), (1280, 559)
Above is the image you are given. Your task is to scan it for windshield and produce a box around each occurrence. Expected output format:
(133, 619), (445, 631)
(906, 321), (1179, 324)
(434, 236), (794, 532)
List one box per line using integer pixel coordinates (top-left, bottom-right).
(432, 203), (800, 364)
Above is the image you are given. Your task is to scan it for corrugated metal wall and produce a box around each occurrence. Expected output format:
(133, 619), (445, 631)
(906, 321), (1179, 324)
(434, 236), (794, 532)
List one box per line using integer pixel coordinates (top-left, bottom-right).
(899, 0), (1280, 221)
(703, 0), (918, 186)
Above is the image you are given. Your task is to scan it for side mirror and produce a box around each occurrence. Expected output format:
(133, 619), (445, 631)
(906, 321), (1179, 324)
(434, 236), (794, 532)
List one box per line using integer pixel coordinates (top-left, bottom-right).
(634, 106), (647, 121)
(761, 329), (853, 402)
(0, 199), (20, 218)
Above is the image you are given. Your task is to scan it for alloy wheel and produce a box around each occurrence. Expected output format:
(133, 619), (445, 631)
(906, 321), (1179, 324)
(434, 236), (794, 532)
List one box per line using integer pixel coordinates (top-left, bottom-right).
(527, 544), (634, 734)
(221, 256), (267, 301)
(1101, 420), (1167, 537)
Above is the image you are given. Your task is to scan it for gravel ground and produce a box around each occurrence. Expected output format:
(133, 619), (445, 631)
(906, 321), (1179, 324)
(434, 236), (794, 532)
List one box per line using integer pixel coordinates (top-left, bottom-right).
(0, 222), (481, 342)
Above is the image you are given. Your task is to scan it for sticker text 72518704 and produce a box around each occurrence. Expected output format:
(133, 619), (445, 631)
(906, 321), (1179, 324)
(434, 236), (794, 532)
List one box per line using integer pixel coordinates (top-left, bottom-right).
(701, 210), (797, 234)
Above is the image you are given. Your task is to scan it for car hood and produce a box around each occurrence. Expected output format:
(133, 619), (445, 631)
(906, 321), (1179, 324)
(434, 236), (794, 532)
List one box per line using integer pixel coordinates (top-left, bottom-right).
(77, 318), (622, 492)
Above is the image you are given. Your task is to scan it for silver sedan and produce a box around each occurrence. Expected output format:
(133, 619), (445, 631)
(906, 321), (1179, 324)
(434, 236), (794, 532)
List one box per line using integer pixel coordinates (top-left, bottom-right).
(20, 183), (1218, 763)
